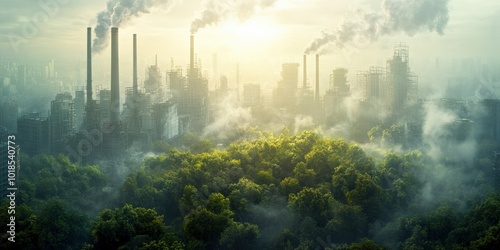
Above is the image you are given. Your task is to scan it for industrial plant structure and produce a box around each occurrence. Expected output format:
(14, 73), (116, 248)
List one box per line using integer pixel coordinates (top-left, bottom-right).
(9, 26), (500, 167)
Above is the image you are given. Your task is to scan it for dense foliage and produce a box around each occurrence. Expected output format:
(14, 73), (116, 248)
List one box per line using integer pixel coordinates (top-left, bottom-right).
(1, 130), (499, 249)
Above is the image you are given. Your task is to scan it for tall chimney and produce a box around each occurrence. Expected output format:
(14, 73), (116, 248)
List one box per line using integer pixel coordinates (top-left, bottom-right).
(303, 54), (307, 89)
(131, 33), (139, 132)
(190, 34), (194, 75)
(237, 63), (240, 101)
(111, 27), (120, 123)
(133, 34), (137, 96)
(315, 54), (320, 102)
(86, 27), (93, 109)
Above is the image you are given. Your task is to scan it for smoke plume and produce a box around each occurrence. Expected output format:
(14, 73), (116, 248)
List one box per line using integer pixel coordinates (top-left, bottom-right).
(191, 0), (278, 34)
(305, 0), (450, 54)
(203, 92), (253, 140)
(93, 0), (180, 54)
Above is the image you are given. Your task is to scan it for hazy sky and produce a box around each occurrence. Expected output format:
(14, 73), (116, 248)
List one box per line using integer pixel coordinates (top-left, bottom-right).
(1, 0), (499, 92)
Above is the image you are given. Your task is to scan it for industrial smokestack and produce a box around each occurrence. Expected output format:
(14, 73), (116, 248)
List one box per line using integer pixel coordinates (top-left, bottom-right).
(133, 34), (137, 96)
(130, 33), (139, 133)
(111, 27), (120, 123)
(303, 54), (307, 89)
(237, 63), (240, 101)
(87, 27), (93, 108)
(190, 34), (194, 75)
(315, 54), (319, 102)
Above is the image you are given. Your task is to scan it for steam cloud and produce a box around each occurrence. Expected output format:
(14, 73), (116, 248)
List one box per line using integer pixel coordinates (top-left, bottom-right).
(203, 92), (252, 139)
(191, 0), (278, 34)
(93, 0), (179, 54)
(305, 0), (450, 54)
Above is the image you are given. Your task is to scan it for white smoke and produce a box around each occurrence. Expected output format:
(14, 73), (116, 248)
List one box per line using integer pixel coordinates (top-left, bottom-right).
(305, 0), (450, 54)
(191, 0), (278, 34)
(92, 0), (180, 54)
(422, 102), (457, 161)
(203, 92), (253, 139)
(293, 115), (314, 134)
(422, 101), (476, 163)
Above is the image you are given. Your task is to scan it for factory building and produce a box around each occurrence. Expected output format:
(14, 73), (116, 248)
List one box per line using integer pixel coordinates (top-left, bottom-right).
(356, 44), (418, 119)
(324, 68), (350, 126)
(243, 83), (262, 108)
(74, 89), (85, 130)
(358, 66), (385, 102)
(386, 43), (418, 116)
(184, 34), (209, 131)
(274, 63), (299, 113)
(152, 101), (179, 140)
(297, 55), (314, 116)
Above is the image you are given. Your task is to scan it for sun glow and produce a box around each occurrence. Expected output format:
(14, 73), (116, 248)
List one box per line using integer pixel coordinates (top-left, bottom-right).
(224, 17), (280, 46)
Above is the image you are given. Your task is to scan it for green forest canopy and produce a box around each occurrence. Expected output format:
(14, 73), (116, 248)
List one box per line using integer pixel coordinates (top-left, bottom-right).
(1, 130), (499, 249)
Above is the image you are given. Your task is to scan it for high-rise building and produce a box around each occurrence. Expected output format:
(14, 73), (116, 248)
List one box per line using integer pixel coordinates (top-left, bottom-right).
(0, 100), (18, 133)
(45, 59), (56, 79)
(479, 99), (500, 144)
(17, 113), (49, 156)
(17, 65), (26, 89)
(49, 93), (74, 154)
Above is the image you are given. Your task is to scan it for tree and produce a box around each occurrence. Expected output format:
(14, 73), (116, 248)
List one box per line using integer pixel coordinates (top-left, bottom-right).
(294, 162), (317, 187)
(379, 152), (422, 208)
(35, 199), (89, 250)
(289, 187), (333, 226)
(280, 177), (301, 195)
(327, 203), (367, 243)
(91, 204), (166, 250)
(469, 221), (500, 249)
(219, 222), (261, 250)
(0, 202), (38, 249)
(183, 193), (234, 249)
(331, 239), (388, 250)
(345, 173), (384, 221)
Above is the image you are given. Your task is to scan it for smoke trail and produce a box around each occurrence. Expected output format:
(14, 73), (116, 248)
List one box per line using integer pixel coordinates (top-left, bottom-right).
(92, 0), (180, 54)
(191, 0), (278, 34)
(305, 0), (450, 54)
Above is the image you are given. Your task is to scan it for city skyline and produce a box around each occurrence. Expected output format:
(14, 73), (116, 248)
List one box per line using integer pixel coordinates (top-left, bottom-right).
(1, 0), (499, 94)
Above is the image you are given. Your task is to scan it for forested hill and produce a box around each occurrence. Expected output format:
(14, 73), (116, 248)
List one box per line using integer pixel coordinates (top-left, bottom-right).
(1, 131), (499, 249)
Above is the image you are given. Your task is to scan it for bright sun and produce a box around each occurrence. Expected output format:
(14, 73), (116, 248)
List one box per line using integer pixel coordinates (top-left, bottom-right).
(224, 17), (279, 46)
